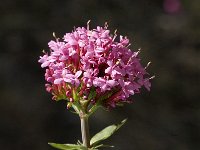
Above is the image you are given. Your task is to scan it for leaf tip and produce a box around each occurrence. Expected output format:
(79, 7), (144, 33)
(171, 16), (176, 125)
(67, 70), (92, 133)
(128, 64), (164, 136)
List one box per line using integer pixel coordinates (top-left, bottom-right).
(122, 118), (128, 124)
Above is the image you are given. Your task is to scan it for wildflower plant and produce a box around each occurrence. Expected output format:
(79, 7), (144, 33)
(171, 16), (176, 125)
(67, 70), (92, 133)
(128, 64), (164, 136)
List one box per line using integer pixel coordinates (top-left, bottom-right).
(39, 21), (153, 150)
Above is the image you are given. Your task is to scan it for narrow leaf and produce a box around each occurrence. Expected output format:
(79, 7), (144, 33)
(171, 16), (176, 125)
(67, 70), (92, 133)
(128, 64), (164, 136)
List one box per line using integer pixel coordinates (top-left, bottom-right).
(94, 144), (114, 149)
(116, 119), (127, 130)
(48, 143), (87, 150)
(90, 119), (127, 146)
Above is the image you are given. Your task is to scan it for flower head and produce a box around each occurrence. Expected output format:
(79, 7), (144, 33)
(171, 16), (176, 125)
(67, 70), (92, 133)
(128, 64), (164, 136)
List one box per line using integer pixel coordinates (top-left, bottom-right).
(39, 22), (152, 110)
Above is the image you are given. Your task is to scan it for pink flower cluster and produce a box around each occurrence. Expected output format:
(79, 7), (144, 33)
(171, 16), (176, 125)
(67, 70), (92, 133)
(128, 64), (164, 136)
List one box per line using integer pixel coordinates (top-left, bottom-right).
(39, 23), (151, 108)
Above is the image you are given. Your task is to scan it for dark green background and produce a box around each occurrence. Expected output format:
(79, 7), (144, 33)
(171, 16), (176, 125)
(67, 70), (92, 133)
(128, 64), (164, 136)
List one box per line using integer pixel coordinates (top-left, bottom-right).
(0, 0), (199, 149)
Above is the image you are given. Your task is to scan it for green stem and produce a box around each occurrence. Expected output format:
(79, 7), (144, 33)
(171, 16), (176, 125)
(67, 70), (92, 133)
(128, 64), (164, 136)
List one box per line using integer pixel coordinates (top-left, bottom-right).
(80, 113), (90, 148)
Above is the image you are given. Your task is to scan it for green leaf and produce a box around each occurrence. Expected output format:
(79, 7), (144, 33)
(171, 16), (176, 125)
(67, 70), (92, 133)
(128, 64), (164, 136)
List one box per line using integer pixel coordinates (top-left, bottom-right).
(48, 143), (87, 150)
(90, 119), (127, 146)
(93, 144), (114, 149)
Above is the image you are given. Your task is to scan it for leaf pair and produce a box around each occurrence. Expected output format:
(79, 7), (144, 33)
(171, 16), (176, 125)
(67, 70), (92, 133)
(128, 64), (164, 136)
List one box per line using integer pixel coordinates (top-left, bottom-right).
(48, 119), (127, 150)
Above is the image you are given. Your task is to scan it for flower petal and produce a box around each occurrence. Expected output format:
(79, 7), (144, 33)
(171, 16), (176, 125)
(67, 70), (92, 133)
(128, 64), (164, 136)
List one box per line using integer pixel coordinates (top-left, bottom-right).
(75, 70), (82, 78)
(54, 78), (63, 84)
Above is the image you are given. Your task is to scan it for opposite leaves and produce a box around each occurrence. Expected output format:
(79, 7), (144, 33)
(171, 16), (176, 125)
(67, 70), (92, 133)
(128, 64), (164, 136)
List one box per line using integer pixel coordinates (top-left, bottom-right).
(49, 119), (127, 150)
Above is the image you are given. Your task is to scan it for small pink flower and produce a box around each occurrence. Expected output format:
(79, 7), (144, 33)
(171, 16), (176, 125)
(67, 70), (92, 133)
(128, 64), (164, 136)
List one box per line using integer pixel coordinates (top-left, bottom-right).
(63, 70), (82, 87)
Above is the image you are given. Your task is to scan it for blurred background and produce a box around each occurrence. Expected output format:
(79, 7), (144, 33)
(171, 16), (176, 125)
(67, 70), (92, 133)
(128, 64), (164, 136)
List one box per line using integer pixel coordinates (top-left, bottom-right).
(0, 0), (200, 149)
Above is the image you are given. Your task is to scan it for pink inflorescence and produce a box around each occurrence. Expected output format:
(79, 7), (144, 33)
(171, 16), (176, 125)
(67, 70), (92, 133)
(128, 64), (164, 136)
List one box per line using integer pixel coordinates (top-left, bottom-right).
(39, 22), (152, 108)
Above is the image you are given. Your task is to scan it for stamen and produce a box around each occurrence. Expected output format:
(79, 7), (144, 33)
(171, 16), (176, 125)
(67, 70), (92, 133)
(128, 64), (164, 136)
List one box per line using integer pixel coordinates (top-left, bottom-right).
(87, 20), (91, 30)
(104, 22), (108, 29)
(145, 61), (151, 69)
(149, 75), (155, 80)
(114, 29), (117, 35)
(53, 32), (56, 38)
(112, 29), (118, 41)
(126, 43), (131, 48)
(53, 32), (59, 42)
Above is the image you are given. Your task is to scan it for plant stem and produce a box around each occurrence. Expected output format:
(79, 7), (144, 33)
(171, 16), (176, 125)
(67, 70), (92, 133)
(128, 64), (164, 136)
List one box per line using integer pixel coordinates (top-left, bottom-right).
(80, 113), (90, 148)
